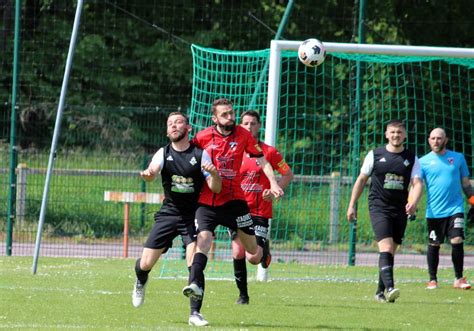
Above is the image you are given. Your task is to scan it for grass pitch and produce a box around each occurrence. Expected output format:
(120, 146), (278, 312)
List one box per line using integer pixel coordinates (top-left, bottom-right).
(1, 257), (472, 330)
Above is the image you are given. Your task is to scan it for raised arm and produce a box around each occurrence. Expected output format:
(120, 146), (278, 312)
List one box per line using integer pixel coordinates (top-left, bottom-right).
(202, 160), (222, 193)
(257, 156), (284, 199)
(140, 149), (163, 181)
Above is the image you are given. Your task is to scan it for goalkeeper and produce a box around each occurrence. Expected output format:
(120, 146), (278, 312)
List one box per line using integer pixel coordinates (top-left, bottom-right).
(420, 128), (472, 290)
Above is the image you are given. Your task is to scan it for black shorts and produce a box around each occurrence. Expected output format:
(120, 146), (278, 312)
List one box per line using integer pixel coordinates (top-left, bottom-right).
(144, 212), (196, 250)
(228, 215), (270, 240)
(195, 200), (255, 235)
(427, 213), (465, 245)
(369, 209), (407, 244)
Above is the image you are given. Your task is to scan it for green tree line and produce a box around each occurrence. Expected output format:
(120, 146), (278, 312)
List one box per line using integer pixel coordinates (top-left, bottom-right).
(1, 0), (473, 150)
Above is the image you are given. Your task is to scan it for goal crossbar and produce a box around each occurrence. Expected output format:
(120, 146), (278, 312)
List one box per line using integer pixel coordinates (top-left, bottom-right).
(265, 40), (474, 146)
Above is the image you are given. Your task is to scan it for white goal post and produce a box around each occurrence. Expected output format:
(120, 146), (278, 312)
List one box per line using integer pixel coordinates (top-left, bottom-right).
(265, 40), (474, 147)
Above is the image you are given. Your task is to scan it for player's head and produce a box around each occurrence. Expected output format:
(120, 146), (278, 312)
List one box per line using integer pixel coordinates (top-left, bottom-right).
(166, 112), (191, 142)
(211, 98), (236, 132)
(428, 127), (448, 154)
(385, 119), (406, 148)
(240, 110), (261, 139)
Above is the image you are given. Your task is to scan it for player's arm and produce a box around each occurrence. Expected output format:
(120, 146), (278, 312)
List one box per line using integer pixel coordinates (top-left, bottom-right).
(406, 157), (423, 216)
(461, 177), (473, 202)
(257, 156), (284, 199)
(201, 150), (222, 193)
(346, 150), (373, 222)
(140, 148), (163, 181)
(263, 156), (294, 201)
(346, 173), (369, 222)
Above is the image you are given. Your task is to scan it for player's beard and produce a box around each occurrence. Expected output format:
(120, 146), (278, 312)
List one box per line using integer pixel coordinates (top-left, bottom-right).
(432, 140), (447, 153)
(217, 120), (235, 132)
(168, 129), (187, 142)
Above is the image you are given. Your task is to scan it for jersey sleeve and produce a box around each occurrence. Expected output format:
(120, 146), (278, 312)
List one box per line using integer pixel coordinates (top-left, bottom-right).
(268, 147), (291, 175)
(410, 156), (422, 179)
(149, 148), (164, 173)
(360, 150), (374, 176)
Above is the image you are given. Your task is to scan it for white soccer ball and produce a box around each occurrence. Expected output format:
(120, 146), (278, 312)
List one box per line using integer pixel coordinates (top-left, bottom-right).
(298, 38), (326, 67)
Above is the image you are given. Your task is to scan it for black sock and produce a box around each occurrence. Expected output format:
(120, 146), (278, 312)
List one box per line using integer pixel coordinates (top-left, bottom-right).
(135, 258), (150, 285)
(233, 258), (248, 298)
(451, 243), (464, 279)
(189, 252), (208, 289)
(379, 252), (394, 290)
(376, 272), (385, 294)
(427, 245), (440, 281)
(189, 266), (204, 314)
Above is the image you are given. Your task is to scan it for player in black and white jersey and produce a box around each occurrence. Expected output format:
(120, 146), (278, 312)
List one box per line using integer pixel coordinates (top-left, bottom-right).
(346, 120), (423, 303)
(132, 112), (221, 327)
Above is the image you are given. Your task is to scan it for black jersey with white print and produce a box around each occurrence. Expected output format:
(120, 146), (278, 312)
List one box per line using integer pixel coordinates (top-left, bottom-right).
(361, 146), (419, 210)
(154, 143), (208, 218)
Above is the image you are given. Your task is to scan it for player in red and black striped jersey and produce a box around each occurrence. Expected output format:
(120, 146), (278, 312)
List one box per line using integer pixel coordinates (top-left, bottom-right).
(231, 110), (294, 304)
(182, 99), (284, 324)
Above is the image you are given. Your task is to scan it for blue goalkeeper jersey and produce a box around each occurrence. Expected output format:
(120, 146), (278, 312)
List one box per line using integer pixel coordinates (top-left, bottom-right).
(420, 150), (470, 218)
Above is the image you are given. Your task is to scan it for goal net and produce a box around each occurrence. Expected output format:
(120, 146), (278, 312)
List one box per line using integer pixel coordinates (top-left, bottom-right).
(159, 42), (474, 282)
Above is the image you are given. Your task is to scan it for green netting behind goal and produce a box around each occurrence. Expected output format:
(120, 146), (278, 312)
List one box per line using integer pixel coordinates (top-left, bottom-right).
(159, 44), (473, 282)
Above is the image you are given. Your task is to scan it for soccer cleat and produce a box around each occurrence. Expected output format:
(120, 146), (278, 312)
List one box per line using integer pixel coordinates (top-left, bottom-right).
(256, 263), (269, 282)
(188, 312), (209, 327)
(426, 280), (438, 290)
(260, 240), (271, 269)
(132, 280), (146, 308)
(235, 295), (249, 305)
(182, 283), (203, 301)
(386, 288), (400, 303)
(374, 292), (387, 303)
(453, 277), (471, 290)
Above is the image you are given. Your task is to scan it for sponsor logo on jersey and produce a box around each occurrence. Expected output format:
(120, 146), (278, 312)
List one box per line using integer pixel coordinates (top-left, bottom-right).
(383, 172), (404, 190)
(171, 175), (194, 193)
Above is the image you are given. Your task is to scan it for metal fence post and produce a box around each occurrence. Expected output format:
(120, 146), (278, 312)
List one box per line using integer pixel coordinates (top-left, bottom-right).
(15, 163), (27, 225)
(329, 171), (340, 243)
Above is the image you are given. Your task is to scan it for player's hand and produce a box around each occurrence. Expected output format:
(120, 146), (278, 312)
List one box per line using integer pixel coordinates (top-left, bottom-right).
(468, 196), (474, 206)
(346, 206), (357, 223)
(262, 189), (273, 201)
(202, 160), (218, 176)
(405, 201), (417, 218)
(269, 183), (284, 200)
(140, 169), (155, 181)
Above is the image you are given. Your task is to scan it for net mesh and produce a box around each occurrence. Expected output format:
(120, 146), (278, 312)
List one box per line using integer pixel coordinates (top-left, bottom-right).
(157, 44), (474, 281)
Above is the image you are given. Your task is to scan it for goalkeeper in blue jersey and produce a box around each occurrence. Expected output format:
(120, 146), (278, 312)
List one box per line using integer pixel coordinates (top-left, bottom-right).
(420, 128), (472, 290)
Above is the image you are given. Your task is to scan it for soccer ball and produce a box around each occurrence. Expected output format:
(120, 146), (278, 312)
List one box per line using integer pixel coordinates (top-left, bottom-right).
(298, 38), (326, 67)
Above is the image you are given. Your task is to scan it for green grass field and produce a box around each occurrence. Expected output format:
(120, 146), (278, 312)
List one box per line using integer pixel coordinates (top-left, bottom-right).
(1, 257), (472, 330)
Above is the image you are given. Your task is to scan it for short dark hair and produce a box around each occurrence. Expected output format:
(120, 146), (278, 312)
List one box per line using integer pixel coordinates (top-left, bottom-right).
(386, 119), (405, 130)
(240, 110), (261, 123)
(168, 111), (189, 124)
(211, 98), (233, 115)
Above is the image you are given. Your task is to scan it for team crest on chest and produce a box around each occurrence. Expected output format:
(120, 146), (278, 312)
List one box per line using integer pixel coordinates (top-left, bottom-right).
(403, 159), (410, 167)
(447, 157), (454, 165)
(189, 156), (197, 166)
(229, 141), (237, 150)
